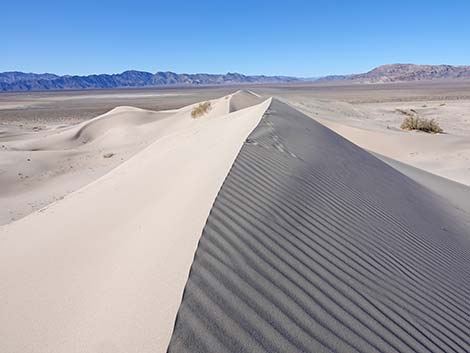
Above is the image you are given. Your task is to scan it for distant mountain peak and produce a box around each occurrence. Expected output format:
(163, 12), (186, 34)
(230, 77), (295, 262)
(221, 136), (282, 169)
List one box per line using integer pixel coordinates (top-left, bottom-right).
(319, 63), (470, 83)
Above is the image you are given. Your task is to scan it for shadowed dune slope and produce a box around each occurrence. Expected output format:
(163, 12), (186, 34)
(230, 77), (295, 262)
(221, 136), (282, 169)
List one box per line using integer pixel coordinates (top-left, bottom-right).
(168, 100), (470, 353)
(372, 152), (470, 216)
(229, 90), (265, 113)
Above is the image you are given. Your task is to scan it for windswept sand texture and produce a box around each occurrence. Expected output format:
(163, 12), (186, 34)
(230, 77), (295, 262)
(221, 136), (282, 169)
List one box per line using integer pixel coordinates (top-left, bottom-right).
(0, 92), (269, 353)
(168, 100), (470, 353)
(372, 152), (470, 216)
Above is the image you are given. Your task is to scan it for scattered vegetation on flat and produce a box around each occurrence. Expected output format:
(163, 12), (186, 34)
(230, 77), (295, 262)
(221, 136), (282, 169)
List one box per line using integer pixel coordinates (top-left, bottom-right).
(191, 102), (212, 118)
(397, 109), (443, 133)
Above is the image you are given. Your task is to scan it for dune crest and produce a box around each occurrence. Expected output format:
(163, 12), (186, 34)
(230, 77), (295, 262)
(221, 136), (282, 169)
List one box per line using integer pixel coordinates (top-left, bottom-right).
(0, 93), (271, 353)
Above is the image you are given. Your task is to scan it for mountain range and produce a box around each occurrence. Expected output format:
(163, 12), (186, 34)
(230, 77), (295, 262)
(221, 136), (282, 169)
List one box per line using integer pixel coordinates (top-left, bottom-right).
(0, 70), (299, 92)
(319, 64), (470, 83)
(2, 64), (470, 91)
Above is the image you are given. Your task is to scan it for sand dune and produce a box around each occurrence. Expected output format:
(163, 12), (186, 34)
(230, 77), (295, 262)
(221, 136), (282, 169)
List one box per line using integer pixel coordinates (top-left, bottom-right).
(0, 91), (259, 225)
(8, 106), (171, 150)
(1, 92), (469, 353)
(168, 100), (470, 353)
(373, 152), (470, 216)
(0, 106), (175, 224)
(281, 96), (470, 186)
(0, 91), (270, 353)
(229, 90), (265, 113)
(315, 117), (470, 186)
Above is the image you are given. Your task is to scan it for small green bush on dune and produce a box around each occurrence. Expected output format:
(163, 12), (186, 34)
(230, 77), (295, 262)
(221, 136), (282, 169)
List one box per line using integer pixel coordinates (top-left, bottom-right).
(191, 102), (212, 118)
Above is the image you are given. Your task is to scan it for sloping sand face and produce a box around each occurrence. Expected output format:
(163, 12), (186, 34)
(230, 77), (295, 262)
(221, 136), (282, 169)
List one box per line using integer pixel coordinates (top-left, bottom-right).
(0, 93), (271, 353)
(372, 152), (470, 216)
(229, 90), (265, 113)
(168, 100), (470, 353)
(279, 95), (470, 186)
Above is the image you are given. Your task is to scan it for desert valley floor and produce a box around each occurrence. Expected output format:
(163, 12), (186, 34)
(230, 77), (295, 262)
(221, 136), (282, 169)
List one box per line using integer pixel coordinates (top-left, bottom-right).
(0, 83), (469, 353)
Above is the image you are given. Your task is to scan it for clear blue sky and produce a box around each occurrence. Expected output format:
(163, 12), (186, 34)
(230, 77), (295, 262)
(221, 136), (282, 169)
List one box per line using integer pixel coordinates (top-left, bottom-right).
(2, 0), (470, 77)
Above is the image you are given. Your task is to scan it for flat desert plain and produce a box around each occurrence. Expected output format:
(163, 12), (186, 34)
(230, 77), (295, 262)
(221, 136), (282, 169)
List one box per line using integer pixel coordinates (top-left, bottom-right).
(0, 83), (469, 353)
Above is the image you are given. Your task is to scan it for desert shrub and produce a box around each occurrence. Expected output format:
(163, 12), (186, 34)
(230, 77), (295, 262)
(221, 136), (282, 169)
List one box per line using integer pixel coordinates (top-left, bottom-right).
(191, 101), (212, 118)
(400, 116), (443, 133)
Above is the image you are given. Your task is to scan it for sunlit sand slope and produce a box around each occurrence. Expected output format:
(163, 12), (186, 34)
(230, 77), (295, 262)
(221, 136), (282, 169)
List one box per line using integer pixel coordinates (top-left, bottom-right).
(0, 93), (270, 353)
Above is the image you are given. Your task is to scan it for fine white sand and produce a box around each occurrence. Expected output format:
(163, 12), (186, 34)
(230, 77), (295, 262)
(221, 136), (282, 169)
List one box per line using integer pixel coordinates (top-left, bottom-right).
(0, 106), (175, 225)
(0, 92), (268, 353)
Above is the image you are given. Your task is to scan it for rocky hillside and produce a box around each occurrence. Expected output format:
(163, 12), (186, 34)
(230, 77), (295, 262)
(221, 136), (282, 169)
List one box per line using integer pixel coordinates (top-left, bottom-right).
(320, 64), (470, 83)
(0, 70), (300, 91)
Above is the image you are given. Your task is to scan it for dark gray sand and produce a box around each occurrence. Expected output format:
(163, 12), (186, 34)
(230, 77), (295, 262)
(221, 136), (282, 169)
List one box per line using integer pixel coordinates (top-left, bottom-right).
(168, 100), (470, 353)
(373, 152), (470, 217)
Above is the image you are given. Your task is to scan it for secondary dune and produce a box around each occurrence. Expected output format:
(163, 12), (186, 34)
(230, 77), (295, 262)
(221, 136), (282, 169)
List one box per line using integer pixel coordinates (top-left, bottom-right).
(0, 91), (270, 353)
(0, 106), (175, 225)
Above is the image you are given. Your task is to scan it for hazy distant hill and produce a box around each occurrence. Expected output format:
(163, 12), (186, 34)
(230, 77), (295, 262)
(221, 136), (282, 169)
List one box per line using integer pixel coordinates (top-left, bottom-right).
(0, 72), (60, 84)
(0, 70), (300, 92)
(319, 64), (470, 83)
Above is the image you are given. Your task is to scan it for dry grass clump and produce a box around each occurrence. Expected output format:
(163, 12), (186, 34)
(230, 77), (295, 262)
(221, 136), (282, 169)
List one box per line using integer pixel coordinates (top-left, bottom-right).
(396, 108), (443, 133)
(400, 116), (443, 133)
(191, 101), (212, 118)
